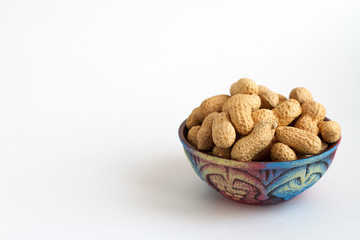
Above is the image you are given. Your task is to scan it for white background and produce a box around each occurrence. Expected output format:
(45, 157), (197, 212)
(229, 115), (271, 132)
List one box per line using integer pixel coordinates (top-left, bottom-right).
(1, 0), (360, 239)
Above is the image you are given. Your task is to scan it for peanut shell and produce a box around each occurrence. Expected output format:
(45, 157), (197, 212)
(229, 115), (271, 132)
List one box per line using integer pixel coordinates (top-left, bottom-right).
(196, 112), (219, 151)
(186, 107), (201, 129)
(211, 146), (231, 159)
(187, 126), (201, 147)
(272, 99), (302, 126)
(222, 94), (261, 112)
(229, 102), (254, 135)
(212, 112), (236, 148)
(231, 119), (277, 161)
(289, 87), (313, 104)
(270, 143), (297, 162)
(258, 85), (279, 109)
(197, 95), (230, 121)
(230, 78), (259, 95)
(320, 121), (341, 143)
(276, 126), (321, 154)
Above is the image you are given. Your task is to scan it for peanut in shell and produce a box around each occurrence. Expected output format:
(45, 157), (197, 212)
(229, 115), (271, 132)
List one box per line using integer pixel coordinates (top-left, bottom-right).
(212, 112), (236, 148)
(197, 95), (230, 121)
(275, 126), (321, 155)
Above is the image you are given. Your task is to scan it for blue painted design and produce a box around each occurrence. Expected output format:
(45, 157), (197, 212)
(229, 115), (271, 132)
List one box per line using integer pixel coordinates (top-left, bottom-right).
(266, 162), (328, 200)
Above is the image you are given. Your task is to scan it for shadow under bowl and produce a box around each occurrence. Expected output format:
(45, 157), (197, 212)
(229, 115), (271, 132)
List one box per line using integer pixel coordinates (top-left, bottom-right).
(178, 119), (341, 206)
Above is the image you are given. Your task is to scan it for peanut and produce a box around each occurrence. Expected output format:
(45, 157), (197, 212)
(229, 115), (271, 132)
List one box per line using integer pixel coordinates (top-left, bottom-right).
(295, 101), (326, 134)
(196, 112), (219, 151)
(258, 85), (279, 109)
(272, 99), (302, 126)
(222, 94), (261, 112)
(297, 141), (328, 159)
(277, 93), (287, 104)
(230, 78), (259, 95)
(211, 146), (231, 159)
(252, 136), (277, 161)
(251, 109), (278, 126)
(270, 143), (297, 162)
(187, 126), (201, 147)
(276, 126), (321, 154)
(229, 102), (254, 135)
(231, 119), (277, 161)
(318, 140), (329, 154)
(319, 121), (341, 143)
(289, 87), (313, 104)
(186, 107), (201, 129)
(212, 112), (236, 148)
(197, 95), (230, 121)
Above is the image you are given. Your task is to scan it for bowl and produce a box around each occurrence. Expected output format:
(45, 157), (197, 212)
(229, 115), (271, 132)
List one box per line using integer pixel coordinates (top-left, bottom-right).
(178, 119), (341, 205)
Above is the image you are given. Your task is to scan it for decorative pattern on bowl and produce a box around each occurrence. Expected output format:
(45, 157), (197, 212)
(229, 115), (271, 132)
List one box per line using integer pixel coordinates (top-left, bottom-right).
(179, 120), (340, 205)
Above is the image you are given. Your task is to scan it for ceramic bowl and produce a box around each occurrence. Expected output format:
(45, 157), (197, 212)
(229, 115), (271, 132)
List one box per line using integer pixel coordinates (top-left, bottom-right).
(178, 119), (341, 205)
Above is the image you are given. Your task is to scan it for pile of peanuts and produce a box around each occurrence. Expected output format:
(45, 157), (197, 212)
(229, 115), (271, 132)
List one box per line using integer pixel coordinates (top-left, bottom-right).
(185, 78), (341, 162)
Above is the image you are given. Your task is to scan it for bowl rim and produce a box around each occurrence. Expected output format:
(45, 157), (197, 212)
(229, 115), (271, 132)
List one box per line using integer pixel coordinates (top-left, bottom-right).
(178, 117), (341, 168)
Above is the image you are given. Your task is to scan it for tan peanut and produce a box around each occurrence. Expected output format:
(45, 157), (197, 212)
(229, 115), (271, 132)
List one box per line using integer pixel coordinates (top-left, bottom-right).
(211, 146), (231, 159)
(222, 94), (261, 112)
(252, 136), (277, 161)
(319, 121), (341, 143)
(276, 126), (321, 154)
(231, 119), (277, 161)
(295, 101), (326, 134)
(272, 99), (302, 126)
(196, 112), (219, 151)
(212, 112), (236, 148)
(186, 107), (201, 129)
(251, 109), (278, 126)
(230, 78), (259, 95)
(197, 95), (230, 121)
(270, 143), (297, 162)
(187, 126), (201, 147)
(258, 85), (279, 109)
(289, 87), (313, 104)
(318, 140), (329, 153)
(277, 93), (287, 104)
(229, 102), (254, 135)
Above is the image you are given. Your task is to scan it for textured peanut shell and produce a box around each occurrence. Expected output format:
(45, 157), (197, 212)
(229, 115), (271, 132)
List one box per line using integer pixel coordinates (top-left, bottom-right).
(252, 136), (277, 161)
(230, 78), (259, 95)
(251, 109), (278, 126)
(211, 146), (231, 159)
(187, 126), (201, 147)
(297, 141), (327, 158)
(320, 121), (341, 143)
(197, 95), (230, 121)
(222, 94), (261, 112)
(276, 126), (321, 154)
(270, 143), (297, 162)
(186, 107), (201, 129)
(301, 101), (326, 120)
(229, 102), (254, 135)
(295, 101), (326, 134)
(277, 93), (287, 104)
(212, 112), (236, 148)
(196, 112), (219, 151)
(231, 119), (277, 161)
(258, 85), (279, 109)
(294, 115), (319, 134)
(318, 140), (329, 154)
(272, 99), (302, 126)
(289, 87), (313, 104)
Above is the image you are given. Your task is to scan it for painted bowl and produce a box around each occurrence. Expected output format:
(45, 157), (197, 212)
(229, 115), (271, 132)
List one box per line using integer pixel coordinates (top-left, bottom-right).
(178, 119), (341, 205)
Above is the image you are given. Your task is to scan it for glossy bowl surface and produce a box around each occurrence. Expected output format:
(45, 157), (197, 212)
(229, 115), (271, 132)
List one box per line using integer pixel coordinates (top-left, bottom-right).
(179, 120), (341, 205)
